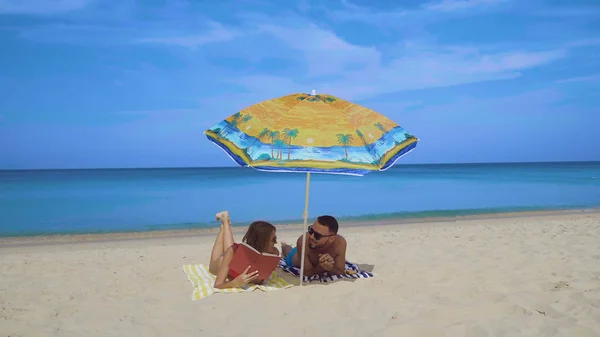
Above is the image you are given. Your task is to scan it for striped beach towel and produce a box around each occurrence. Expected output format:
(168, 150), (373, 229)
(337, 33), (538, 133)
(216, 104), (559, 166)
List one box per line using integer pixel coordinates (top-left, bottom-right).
(278, 258), (375, 283)
(182, 264), (293, 301)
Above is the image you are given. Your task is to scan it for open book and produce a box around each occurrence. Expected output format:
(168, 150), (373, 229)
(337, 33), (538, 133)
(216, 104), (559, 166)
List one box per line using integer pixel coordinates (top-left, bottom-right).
(229, 242), (280, 281)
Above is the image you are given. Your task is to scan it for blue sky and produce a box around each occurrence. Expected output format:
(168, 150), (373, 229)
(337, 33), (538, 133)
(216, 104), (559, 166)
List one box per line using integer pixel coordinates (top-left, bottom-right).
(0, 0), (599, 169)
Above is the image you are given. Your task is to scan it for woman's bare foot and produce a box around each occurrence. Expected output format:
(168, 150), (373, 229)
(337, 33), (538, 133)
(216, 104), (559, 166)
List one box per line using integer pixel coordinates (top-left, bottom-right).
(215, 211), (229, 221)
(281, 242), (293, 256)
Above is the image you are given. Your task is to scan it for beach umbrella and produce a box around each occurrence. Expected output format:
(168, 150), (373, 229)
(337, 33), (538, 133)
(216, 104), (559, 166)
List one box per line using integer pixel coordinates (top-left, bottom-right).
(204, 90), (419, 285)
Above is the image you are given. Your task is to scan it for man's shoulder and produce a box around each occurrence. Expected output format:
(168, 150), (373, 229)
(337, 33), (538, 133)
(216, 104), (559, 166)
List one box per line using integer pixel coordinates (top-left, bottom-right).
(334, 234), (348, 252)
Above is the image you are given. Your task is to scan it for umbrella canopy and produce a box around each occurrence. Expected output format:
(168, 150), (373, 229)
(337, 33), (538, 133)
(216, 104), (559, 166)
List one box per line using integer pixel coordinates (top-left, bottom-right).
(205, 92), (418, 176)
(204, 91), (419, 285)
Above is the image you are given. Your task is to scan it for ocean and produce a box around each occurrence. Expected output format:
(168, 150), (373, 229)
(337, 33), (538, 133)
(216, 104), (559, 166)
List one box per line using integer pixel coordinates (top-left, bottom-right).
(1, 162), (599, 237)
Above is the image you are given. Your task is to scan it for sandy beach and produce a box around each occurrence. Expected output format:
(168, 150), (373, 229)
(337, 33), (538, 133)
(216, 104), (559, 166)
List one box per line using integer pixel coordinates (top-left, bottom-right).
(2, 210), (600, 337)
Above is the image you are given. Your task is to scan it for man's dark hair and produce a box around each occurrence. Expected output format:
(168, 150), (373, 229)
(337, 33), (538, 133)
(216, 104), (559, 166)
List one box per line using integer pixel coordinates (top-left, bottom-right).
(317, 215), (339, 234)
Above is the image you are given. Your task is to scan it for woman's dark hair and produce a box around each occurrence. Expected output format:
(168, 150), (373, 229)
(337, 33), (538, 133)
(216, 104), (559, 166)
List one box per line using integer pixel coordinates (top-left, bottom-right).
(242, 220), (276, 253)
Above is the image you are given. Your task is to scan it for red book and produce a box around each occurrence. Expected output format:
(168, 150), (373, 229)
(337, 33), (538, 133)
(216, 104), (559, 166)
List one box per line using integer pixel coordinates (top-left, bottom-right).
(228, 242), (280, 281)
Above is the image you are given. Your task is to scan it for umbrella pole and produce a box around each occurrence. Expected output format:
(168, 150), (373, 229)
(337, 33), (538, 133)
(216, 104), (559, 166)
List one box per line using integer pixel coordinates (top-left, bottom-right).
(299, 172), (311, 286)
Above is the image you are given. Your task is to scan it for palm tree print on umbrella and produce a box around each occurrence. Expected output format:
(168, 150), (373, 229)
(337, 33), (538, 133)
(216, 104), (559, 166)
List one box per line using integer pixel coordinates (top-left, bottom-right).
(274, 139), (286, 160)
(241, 114), (253, 128)
(283, 128), (299, 160)
(245, 127), (270, 154)
(374, 122), (399, 143)
(355, 129), (381, 164)
(220, 112), (250, 137)
(268, 130), (280, 159)
(336, 133), (355, 160)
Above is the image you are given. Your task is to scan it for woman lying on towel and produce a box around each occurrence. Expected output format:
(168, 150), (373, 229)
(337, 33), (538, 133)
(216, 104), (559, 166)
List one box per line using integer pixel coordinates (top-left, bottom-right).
(209, 211), (280, 289)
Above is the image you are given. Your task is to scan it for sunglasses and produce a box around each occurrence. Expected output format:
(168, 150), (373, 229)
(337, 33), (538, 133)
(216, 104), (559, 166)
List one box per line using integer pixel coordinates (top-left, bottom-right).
(308, 225), (335, 240)
(272, 235), (277, 244)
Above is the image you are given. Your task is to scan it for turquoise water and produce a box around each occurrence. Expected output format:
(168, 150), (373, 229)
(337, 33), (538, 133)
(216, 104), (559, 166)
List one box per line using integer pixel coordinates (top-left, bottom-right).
(1, 162), (599, 237)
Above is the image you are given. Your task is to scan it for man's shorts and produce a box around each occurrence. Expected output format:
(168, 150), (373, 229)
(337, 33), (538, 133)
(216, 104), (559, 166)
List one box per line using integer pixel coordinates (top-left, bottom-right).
(285, 247), (297, 266)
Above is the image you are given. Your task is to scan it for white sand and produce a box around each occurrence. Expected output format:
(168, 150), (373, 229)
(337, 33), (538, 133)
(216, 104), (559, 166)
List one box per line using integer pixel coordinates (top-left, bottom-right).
(1, 211), (600, 337)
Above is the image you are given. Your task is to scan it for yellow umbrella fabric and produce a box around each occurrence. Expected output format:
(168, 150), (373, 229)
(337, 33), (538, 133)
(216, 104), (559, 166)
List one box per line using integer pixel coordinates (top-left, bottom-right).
(204, 92), (418, 176)
(204, 91), (419, 285)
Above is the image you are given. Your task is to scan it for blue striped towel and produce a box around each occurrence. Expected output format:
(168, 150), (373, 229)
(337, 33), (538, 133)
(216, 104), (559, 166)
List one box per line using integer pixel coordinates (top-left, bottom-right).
(278, 258), (375, 283)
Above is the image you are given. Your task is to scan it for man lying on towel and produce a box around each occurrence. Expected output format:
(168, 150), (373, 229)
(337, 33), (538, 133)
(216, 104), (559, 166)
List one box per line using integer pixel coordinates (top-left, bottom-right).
(281, 215), (347, 277)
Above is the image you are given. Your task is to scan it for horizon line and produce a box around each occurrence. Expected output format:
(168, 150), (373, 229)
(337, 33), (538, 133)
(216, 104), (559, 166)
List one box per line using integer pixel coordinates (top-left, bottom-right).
(1, 159), (599, 171)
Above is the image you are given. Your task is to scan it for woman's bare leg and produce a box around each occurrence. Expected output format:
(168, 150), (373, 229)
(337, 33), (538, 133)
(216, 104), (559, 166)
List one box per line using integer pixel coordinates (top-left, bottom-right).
(208, 211), (235, 274)
(221, 213), (235, 250)
(209, 224), (225, 274)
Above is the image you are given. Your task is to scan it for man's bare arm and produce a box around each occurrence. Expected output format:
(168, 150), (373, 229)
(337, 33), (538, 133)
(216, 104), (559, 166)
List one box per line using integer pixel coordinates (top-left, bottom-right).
(304, 263), (327, 277)
(295, 235), (327, 277)
(330, 237), (347, 275)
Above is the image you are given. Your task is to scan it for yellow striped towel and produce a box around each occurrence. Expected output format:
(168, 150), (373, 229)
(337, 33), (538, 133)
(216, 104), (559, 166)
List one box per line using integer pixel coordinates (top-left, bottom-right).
(182, 264), (293, 301)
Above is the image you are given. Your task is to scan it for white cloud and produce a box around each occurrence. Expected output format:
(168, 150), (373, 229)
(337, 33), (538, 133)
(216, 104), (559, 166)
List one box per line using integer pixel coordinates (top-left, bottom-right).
(15, 23), (141, 45)
(556, 74), (600, 84)
(225, 76), (305, 95)
(567, 38), (600, 48)
(327, 0), (508, 27)
(114, 109), (198, 116)
(467, 50), (567, 72)
(0, 0), (94, 15)
(14, 19), (241, 47)
(112, 109), (217, 127)
(422, 0), (508, 12)
(4, 2), (577, 102)
(256, 22), (381, 77)
(326, 6), (407, 26)
(136, 21), (239, 48)
(223, 19), (566, 100)
(535, 7), (600, 17)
